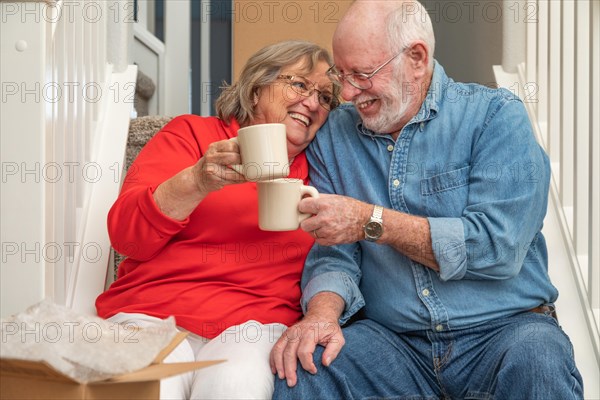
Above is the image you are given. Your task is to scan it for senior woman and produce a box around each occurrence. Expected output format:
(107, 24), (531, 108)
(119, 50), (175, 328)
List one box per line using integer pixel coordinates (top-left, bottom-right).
(95, 40), (339, 399)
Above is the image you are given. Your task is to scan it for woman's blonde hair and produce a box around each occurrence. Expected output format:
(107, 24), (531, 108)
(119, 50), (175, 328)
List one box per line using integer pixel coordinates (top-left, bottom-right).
(216, 40), (337, 126)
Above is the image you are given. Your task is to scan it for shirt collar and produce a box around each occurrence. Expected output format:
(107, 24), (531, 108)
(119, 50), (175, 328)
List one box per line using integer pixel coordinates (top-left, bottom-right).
(416, 59), (446, 122)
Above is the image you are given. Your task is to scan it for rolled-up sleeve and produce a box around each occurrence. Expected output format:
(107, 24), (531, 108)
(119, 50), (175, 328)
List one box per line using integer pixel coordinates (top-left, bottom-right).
(301, 268), (365, 325)
(297, 166), (366, 323)
(428, 217), (467, 281)
(429, 96), (550, 281)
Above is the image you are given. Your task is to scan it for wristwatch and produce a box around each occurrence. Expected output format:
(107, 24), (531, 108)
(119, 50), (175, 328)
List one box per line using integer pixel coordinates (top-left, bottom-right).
(363, 205), (384, 242)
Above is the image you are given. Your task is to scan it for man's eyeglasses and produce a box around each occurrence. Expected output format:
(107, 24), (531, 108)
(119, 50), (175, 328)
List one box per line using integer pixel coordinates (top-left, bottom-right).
(277, 75), (340, 111)
(326, 48), (407, 90)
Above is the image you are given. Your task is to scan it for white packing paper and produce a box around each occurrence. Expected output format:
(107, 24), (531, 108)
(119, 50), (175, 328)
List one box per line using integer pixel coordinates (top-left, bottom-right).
(0, 299), (178, 383)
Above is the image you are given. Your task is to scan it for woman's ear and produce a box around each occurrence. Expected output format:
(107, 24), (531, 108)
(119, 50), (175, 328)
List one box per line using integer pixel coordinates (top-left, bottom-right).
(253, 89), (260, 106)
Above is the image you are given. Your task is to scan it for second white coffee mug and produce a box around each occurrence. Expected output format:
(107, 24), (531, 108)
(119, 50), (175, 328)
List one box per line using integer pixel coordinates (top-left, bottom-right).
(229, 123), (289, 181)
(257, 178), (319, 231)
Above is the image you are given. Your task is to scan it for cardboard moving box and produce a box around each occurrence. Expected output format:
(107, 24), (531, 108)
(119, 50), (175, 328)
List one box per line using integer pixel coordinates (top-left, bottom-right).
(0, 332), (224, 399)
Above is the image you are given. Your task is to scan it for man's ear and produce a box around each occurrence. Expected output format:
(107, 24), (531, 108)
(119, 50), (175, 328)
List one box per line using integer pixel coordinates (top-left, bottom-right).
(406, 41), (429, 78)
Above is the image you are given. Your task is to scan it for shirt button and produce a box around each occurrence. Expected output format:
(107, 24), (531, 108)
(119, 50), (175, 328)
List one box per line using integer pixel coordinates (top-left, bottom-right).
(422, 289), (430, 297)
(387, 145), (394, 152)
(435, 324), (444, 332)
(393, 179), (400, 187)
(420, 122), (425, 130)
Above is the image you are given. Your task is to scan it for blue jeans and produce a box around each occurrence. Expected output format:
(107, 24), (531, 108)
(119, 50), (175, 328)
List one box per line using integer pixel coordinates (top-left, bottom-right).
(273, 313), (583, 399)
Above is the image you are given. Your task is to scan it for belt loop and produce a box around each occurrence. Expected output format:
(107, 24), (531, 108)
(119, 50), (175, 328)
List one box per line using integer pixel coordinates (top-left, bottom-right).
(529, 304), (558, 320)
(547, 304), (558, 320)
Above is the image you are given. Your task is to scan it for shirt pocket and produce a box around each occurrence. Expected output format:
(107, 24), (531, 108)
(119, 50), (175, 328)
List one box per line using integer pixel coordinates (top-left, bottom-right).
(421, 165), (470, 217)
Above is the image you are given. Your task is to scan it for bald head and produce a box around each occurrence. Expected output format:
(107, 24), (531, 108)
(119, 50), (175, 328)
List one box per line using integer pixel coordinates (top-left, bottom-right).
(334, 1), (399, 54)
(336, 1), (402, 37)
(330, 0), (435, 135)
(333, 0), (435, 68)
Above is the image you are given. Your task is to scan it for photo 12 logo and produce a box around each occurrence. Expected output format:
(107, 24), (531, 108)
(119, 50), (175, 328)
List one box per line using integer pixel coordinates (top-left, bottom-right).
(1, 321), (139, 344)
(1, 162), (125, 185)
(1, 81), (136, 105)
(1, 1), (136, 25)
(1, 241), (102, 264)
(202, 1), (342, 24)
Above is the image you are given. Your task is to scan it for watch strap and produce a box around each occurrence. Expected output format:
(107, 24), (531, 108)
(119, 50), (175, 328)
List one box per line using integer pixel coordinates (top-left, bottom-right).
(371, 205), (383, 222)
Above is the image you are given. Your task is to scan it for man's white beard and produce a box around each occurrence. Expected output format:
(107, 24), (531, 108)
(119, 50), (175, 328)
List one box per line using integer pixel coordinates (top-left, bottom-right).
(357, 73), (411, 134)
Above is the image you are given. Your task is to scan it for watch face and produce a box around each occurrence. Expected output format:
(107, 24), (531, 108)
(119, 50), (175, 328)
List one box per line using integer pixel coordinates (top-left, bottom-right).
(365, 221), (383, 239)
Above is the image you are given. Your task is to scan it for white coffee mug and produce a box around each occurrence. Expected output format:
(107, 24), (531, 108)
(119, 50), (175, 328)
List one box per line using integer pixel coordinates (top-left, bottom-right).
(229, 123), (289, 182)
(257, 178), (319, 231)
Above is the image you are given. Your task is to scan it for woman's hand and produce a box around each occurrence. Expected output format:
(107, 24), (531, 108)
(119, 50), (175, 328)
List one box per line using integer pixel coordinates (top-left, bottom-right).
(191, 139), (246, 195)
(153, 138), (246, 220)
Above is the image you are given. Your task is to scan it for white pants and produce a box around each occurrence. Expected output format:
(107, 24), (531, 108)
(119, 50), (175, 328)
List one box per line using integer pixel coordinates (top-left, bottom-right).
(108, 313), (286, 400)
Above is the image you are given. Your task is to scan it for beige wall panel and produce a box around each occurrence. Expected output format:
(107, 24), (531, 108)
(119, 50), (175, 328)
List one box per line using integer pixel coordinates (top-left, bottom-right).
(232, 1), (353, 80)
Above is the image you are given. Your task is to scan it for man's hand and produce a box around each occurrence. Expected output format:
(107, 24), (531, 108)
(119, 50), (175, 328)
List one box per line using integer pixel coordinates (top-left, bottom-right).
(270, 292), (345, 387)
(299, 194), (371, 246)
(300, 193), (440, 270)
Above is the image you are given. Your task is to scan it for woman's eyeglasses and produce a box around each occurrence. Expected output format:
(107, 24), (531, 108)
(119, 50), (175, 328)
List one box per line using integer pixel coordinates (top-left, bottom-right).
(277, 75), (340, 111)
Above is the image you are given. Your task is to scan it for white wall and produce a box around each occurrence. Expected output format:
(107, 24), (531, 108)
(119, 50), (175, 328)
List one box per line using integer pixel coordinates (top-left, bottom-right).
(1, 4), (48, 317)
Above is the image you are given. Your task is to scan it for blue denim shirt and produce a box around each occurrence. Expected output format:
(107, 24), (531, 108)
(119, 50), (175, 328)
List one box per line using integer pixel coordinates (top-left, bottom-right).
(303, 61), (557, 332)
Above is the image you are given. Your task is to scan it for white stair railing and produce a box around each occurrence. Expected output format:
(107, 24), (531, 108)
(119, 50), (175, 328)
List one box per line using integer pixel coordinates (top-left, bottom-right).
(495, 0), (599, 397)
(0, 0), (136, 317)
(521, 0), (599, 351)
